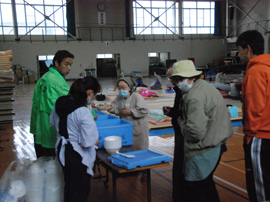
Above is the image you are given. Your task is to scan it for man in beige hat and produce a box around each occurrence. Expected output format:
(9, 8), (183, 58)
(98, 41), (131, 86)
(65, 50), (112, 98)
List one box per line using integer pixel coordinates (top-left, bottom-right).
(170, 60), (233, 202)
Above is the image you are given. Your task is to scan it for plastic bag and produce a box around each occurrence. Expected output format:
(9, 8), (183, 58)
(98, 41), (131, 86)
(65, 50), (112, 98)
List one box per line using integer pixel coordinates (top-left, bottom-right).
(0, 159), (31, 202)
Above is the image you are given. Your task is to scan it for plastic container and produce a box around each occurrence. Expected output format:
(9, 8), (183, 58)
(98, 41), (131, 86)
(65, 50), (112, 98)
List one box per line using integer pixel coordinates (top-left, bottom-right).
(104, 136), (122, 155)
(44, 159), (64, 202)
(108, 149), (173, 170)
(131, 71), (141, 78)
(96, 114), (118, 121)
(25, 157), (64, 202)
(228, 106), (238, 118)
(25, 163), (44, 202)
(96, 119), (133, 148)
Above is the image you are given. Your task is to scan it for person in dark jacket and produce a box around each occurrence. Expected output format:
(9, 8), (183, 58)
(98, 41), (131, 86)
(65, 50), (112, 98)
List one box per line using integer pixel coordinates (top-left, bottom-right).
(163, 67), (185, 201)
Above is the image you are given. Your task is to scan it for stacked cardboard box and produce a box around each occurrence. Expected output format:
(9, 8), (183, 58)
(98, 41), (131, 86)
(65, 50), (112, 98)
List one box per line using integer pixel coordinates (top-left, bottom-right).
(0, 50), (14, 83)
(0, 50), (15, 123)
(13, 65), (35, 84)
(28, 70), (35, 83)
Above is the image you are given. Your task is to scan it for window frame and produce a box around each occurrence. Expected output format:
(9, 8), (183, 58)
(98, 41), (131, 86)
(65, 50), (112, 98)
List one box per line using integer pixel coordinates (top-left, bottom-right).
(133, 0), (179, 35)
(182, 1), (215, 35)
(0, 0), (68, 36)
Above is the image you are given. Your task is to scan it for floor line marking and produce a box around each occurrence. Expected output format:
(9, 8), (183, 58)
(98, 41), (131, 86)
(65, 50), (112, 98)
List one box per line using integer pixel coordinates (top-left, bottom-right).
(234, 131), (245, 136)
(214, 175), (248, 194)
(223, 158), (245, 163)
(215, 181), (249, 200)
(220, 161), (245, 174)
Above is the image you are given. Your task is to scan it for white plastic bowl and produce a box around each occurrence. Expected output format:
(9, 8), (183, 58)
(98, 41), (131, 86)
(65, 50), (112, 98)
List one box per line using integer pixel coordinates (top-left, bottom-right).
(96, 104), (106, 111)
(104, 136), (122, 154)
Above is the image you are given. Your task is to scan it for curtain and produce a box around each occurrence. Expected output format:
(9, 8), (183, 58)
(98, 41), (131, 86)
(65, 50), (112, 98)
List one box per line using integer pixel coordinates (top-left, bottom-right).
(214, 2), (222, 36)
(66, 0), (76, 37)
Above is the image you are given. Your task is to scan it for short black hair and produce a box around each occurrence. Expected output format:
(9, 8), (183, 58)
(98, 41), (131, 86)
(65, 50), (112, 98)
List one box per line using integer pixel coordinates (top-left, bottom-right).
(236, 30), (264, 55)
(53, 50), (74, 66)
(84, 76), (101, 94)
(69, 79), (87, 106)
(69, 76), (101, 106)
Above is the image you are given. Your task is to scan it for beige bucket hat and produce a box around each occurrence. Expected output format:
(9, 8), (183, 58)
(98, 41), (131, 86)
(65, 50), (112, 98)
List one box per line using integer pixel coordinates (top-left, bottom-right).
(171, 60), (202, 78)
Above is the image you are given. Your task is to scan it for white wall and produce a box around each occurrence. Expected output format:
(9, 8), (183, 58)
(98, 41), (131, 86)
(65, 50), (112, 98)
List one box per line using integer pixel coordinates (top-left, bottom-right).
(0, 38), (226, 79)
(235, 0), (270, 53)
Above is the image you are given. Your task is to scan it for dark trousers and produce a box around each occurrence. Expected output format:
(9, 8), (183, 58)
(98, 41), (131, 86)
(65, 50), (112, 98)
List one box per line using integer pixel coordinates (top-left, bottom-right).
(173, 133), (185, 202)
(184, 172), (220, 202)
(244, 137), (270, 202)
(63, 143), (91, 202)
(183, 144), (227, 202)
(34, 136), (55, 158)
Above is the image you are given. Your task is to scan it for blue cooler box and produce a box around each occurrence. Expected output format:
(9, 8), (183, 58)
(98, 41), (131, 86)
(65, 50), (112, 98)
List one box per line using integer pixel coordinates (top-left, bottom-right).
(108, 149), (173, 170)
(96, 114), (118, 122)
(95, 117), (133, 148)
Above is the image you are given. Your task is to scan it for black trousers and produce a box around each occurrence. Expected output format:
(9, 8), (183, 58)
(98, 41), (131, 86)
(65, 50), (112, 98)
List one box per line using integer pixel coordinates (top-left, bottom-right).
(34, 136), (55, 158)
(63, 143), (91, 202)
(173, 132), (185, 202)
(244, 137), (270, 202)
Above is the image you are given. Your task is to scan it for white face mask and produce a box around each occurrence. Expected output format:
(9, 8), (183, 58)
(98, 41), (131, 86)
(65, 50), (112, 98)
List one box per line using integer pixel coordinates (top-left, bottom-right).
(177, 79), (193, 93)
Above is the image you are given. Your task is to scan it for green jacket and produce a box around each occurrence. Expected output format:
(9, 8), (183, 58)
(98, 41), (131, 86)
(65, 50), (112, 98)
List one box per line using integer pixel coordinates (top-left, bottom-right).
(30, 68), (70, 148)
(180, 79), (233, 159)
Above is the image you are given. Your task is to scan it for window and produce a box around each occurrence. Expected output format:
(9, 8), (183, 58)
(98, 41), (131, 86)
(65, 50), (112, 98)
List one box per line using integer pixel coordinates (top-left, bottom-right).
(96, 54), (113, 59)
(38, 55), (54, 61)
(182, 1), (215, 34)
(148, 52), (158, 57)
(0, 0), (67, 35)
(133, 0), (179, 35)
(0, 1), (14, 35)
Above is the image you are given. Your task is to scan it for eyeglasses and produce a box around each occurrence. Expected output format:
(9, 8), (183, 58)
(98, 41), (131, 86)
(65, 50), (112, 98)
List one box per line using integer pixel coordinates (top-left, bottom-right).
(63, 62), (72, 67)
(117, 85), (129, 90)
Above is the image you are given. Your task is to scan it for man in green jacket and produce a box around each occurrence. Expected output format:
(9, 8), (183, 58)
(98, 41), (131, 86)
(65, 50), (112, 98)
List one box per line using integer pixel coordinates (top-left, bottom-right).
(30, 50), (74, 157)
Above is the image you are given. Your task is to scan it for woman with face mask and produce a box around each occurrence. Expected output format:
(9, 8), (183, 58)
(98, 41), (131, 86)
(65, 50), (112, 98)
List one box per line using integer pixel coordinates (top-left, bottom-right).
(170, 60), (233, 202)
(106, 77), (149, 150)
(50, 76), (101, 202)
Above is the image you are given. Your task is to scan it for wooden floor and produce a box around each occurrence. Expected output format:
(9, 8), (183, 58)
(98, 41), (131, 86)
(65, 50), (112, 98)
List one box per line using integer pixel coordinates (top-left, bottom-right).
(0, 78), (249, 202)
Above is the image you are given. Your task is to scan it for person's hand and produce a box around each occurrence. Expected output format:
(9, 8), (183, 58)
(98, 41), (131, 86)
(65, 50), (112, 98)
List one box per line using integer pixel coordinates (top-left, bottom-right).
(105, 104), (112, 111)
(94, 114), (98, 121)
(163, 106), (172, 115)
(91, 102), (95, 107)
(95, 139), (100, 146)
(121, 108), (132, 115)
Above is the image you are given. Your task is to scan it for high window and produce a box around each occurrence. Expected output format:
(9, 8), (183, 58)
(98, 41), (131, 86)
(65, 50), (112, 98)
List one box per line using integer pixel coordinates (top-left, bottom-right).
(133, 0), (179, 35)
(96, 54), (113, 59)
(182, 1), (215, 34)
(0, 0), (67, 35)
(0, 0), (14, 35)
